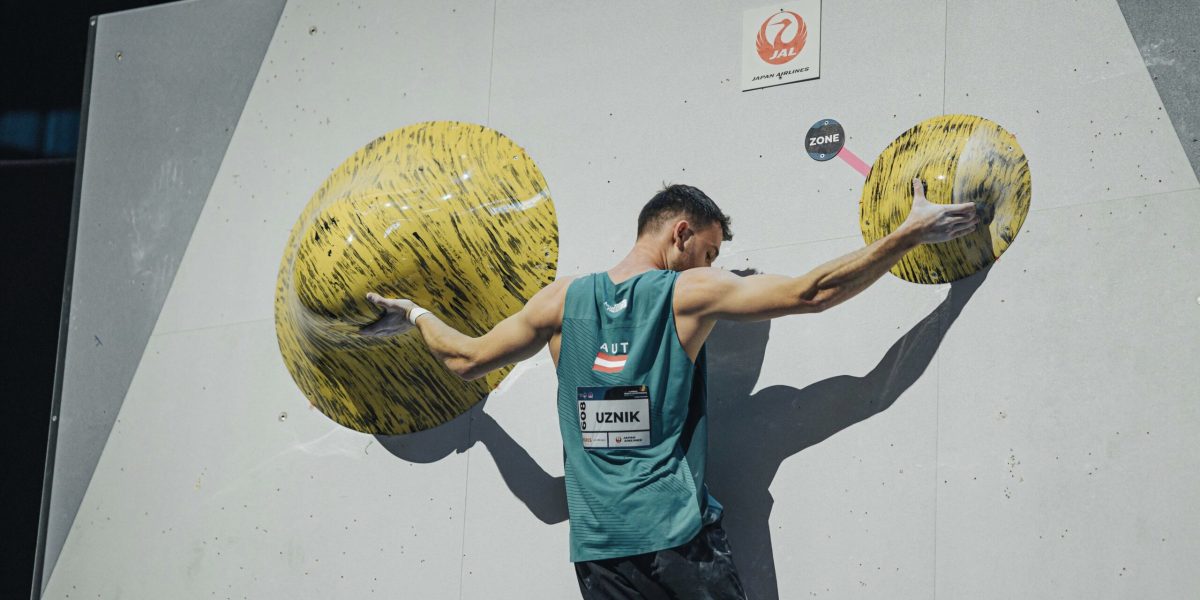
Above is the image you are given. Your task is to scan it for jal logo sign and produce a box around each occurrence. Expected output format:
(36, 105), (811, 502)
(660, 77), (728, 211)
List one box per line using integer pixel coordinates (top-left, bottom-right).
(742, 1), (822, 92)
(756, 10), (807, 65)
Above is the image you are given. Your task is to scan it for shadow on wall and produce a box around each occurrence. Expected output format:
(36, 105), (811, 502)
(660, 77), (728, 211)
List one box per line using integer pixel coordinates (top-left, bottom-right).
(374, 384), (568, 525)
(707, 266), (987, 599)
(376, 265), (989, 599)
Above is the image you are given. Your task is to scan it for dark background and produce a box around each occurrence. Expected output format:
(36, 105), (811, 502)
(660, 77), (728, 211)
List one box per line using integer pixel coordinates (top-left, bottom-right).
(0, 2), (173, 598)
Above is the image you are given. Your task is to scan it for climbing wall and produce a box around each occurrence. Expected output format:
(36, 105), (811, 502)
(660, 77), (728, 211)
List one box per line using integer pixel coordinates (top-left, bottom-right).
(40, 1), (1200, 598)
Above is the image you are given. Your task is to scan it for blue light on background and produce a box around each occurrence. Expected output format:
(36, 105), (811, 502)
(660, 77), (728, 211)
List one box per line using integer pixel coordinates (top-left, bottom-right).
(0, 110), (80, 158)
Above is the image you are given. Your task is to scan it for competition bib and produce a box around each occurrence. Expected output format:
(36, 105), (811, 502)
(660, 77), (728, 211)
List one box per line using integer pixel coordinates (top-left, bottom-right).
(576, 385), (652, 449)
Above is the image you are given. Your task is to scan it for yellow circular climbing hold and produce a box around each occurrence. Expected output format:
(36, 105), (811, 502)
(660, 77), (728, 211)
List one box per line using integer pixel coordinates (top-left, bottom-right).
(860, 114), (1031, 284)
(275, 121), (558, 434)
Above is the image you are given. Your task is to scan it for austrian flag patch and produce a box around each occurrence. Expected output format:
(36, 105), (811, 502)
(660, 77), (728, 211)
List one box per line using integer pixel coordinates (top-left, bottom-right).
(593, 351), (627, 373)
(593, 342), (630, 373)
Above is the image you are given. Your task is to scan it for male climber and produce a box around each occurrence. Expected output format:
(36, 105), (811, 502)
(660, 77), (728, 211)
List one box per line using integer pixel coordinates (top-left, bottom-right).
(361, 178), (979, 599)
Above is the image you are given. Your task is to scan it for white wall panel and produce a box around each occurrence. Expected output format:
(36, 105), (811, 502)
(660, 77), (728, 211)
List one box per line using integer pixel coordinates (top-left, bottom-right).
(487, 0), (946, 271)
(934, 189), (1200, 598)
(41, 0), (286, 585)
(44, 320), (471, 599)
(458, 359), (576, 599)
(944, 0), (1199, 211)
(705, 239), (954, 600)
(154, 0), (497, 335)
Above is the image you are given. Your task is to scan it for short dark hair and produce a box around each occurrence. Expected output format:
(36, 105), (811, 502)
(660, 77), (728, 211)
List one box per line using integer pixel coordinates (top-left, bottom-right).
(637, 183), (733, 241)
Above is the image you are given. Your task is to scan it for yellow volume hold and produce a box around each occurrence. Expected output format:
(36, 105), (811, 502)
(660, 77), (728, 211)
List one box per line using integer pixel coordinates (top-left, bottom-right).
(860, 114), (1032, 284)
(275, 121), (559, 434)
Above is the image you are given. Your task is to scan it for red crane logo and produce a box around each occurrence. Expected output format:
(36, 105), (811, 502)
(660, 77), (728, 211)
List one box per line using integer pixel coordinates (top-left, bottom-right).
(756, 10), (807, 65)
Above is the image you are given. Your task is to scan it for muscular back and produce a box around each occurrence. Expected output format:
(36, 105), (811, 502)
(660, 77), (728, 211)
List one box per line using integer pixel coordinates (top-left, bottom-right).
(535, 267), (818, 368)
(388, 194), (972, 383)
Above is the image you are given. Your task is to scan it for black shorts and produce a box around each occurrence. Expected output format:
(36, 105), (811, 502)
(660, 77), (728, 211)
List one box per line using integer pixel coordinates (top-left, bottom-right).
(574, 519), (747, 600)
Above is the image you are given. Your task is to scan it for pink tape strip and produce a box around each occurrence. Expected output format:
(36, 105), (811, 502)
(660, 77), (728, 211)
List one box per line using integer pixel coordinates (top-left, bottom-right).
(837, 147), (872, 178)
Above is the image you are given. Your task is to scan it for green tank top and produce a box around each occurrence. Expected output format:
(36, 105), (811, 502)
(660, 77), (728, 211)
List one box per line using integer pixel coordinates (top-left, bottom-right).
(556, 269), (721, 562)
